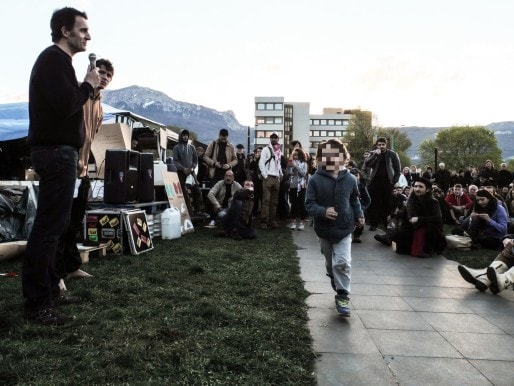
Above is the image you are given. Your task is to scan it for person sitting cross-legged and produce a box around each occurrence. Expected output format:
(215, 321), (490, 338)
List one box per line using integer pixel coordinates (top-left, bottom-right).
(216, 180), (257, 240)
(389, 177), (447, 258)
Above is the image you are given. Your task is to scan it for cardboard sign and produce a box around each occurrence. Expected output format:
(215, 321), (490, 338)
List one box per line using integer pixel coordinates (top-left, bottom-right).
(90, 123), (131, 179)
(161, 171), (194, 234)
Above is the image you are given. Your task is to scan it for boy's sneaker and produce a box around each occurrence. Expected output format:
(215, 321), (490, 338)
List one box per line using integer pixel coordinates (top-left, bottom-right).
(335, 295), (351, 317)
(289, 221), (296, 230)
(297, 222), (305, 231)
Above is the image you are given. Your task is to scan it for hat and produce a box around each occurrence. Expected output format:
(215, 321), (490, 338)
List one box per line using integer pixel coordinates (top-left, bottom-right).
(270, 131), (279, 138)
(414, 176), (432, 190)
(236, 144), (244, 149)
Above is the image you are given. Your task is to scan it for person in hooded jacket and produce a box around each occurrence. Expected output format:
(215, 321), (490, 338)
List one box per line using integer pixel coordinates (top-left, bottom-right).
(305, 139), (364, 318)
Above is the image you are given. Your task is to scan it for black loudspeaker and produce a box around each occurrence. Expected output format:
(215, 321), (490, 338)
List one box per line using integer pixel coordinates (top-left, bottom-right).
(104, 149), (139, 204)
(138, 153), (154, 202)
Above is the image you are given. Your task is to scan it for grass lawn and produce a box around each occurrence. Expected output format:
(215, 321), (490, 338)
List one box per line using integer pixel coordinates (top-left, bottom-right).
(0, 226), (316, 385)
(441, 225), (497, 268)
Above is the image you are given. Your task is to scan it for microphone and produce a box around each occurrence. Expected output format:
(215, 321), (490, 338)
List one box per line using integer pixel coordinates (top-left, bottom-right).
(88, 53), (97, 71)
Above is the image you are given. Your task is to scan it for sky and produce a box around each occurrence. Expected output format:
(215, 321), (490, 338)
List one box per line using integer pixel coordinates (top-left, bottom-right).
(1, 0), (514, 128)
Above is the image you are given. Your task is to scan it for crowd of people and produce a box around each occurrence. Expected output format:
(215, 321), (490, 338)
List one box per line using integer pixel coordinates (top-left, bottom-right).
(22, 7), (514, 326)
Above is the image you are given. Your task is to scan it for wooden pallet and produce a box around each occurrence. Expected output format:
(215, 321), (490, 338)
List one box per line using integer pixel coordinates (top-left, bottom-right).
(78, 243), (107, 263)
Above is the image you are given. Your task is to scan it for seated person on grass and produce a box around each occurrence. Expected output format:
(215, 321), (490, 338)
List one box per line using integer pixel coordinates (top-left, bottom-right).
(387, 177), (446, 258)
(444, 183), (473, 225)
(460, 188), (508, 250)
(216, 180), (257, 240)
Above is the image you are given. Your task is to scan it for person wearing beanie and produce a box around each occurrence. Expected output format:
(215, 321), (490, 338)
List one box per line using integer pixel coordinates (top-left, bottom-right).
(380, 176), (446, 257)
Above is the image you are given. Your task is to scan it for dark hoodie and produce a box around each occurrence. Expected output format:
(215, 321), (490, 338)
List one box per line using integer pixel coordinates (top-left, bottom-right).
(172, 130), (197, 170)
(305, 169), (363, 243)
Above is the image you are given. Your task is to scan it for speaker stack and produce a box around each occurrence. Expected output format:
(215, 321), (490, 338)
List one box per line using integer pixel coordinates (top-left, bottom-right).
(104, 149), (140, 204)
(138, 153), (155, 202)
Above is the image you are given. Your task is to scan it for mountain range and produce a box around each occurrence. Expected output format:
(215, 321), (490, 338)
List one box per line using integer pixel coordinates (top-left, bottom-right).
(102, 86), (514, 160)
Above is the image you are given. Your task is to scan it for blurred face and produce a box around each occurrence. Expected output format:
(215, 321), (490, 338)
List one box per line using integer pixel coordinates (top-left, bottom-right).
(270, 135), (279, 145)
(484, 186), (495, 195)
(404, 187), (411, 196)
(469, 186), (478, 195)
(254, 148), (261, 158)
(224, 171), (234, 184)
(219, 134), (228, 143)
(485, 161), (492, 168)
(318, 144), (346, 172)
(403, 167), (410, 174)
(412, 182), (427, 196)
(454, 186), (462, 196)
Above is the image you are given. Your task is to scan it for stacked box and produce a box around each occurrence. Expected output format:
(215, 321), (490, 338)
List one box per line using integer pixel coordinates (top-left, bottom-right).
(84, 209), (124, 254)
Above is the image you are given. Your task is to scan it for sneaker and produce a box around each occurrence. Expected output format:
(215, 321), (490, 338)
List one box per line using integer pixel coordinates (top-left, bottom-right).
(204, 220), (216, 229)
(54, 294), (82, 306)
(335, 296), (351, 317)
(297, 222), (305, 231)
(26, 307), (74, 326)
(289, 221), (296, 230)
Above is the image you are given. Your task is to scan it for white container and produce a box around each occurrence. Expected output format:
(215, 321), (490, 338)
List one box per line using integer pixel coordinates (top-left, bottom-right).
(161, 207), (182, 239)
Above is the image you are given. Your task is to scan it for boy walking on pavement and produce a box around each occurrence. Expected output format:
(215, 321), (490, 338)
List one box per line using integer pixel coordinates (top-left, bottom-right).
(305, 139), (364, 317)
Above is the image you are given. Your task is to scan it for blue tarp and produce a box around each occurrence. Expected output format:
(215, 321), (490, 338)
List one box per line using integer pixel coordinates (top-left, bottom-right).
(0, 103), (29, 142)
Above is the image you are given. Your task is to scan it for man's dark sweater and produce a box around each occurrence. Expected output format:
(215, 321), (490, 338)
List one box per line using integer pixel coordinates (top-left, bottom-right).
(28, 45), (93, 149)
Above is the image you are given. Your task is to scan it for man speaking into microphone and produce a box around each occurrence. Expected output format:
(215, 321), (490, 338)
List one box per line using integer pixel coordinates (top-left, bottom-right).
(22, 7), (100, 326)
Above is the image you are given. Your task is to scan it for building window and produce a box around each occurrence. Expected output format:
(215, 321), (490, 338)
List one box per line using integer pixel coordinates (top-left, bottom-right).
(343, 120), (349, 126)
(320, 119), (327, 125)
(335, 130), (342, 136)
(335, 120), (342, 126)
(312, 119), (320, 126)
(256, 103), (266, 110)
(328, 120), (335, 125)
(256, 131), (266, 138)
(274, 103), (283, 110)
(328, 131), (335, 137)
(311, 130), (320, 136)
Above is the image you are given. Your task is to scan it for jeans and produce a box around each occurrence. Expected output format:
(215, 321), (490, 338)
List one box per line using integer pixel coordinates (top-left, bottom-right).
(319, 235), (352, 294)
(22, 145), (78, 310)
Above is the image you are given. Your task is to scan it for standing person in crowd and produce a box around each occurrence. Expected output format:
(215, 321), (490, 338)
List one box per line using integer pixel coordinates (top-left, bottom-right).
(23, 7), (100, 325)
(233, 144), (247, 186)
(357, 150), (371, 184)
(444, 183), (473, 225)
(216, 180), (257, 240)
(349, 168), (371, 243)
(458, 235), (513, 293)
(434, 162), (452, 194)
(497, 162), (513, 190)
(463, 165), (474, 187)
(172, 129), (207, 219)
(365, 137), (401, 231)
(479, 159), (499, 188)
(287, 148), (308, 230)
(259, 132), (283, 229)
(203, 128), (237, 184)
(248, 147), (263, 218)
(56, 58), (114, 291)
(305, 139), (364, 317)
(461, 189), (508, 250)
(205, 170), (242, 228)
(389, 177), (447, 258)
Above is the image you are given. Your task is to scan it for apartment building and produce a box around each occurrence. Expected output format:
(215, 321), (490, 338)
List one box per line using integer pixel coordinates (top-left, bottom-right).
(254, 97), (366, 157)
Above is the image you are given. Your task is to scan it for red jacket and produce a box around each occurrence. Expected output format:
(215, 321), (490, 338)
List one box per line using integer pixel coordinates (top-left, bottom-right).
(444, 192), (473, 209)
